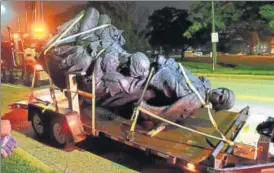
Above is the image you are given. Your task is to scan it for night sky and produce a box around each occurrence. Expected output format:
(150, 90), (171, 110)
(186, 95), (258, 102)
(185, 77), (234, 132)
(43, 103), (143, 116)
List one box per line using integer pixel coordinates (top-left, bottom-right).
(1, 1), (193, 36)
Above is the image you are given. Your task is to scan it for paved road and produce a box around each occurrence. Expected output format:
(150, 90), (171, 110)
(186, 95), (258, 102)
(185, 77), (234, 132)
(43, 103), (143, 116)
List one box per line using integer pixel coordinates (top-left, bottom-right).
(211, 77), (274, 155)
(3, 77), (274, 173)
(210, 77), (274, 115)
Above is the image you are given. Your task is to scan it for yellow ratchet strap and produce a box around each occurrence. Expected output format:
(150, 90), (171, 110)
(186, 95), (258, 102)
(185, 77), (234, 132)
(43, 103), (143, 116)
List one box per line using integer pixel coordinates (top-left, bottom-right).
(129, 67), (155, 133)
(138, 106), (234, 145)
(179, 64), (234, 146)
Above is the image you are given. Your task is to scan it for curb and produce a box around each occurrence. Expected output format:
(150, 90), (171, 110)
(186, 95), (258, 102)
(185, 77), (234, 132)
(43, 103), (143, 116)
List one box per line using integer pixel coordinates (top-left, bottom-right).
(194, 73), (274, 80)
(12, 131), (138, 173)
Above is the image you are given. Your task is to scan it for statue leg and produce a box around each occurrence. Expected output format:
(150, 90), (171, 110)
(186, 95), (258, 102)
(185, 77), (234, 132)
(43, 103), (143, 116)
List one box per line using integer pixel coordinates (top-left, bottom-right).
(100, 90), (156, 108)
(140, 93), (201, 123)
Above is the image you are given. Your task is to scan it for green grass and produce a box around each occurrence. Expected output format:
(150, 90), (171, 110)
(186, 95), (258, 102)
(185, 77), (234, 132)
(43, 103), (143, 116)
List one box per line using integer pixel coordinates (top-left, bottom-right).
(181, 62), (274, 76)
(2, 148), (57, 173)
(171, 54), (274, 76)
(1, 84), (58, 173)
(1, 84), (29, 115)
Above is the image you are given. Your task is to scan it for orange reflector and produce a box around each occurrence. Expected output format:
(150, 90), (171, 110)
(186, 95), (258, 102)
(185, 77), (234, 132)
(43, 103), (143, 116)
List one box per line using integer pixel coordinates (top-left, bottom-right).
(68, 120), (76, 127)
(183, 162), (196, 172)
(187, 163), (195, 169)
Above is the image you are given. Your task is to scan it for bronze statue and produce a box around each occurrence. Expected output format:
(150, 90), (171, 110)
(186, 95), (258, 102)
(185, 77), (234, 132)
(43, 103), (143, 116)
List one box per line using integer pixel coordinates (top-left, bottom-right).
(41, 7), (235, 126)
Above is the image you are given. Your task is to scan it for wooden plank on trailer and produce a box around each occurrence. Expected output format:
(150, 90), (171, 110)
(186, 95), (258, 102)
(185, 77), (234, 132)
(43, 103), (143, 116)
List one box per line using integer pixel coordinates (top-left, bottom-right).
(66, 74), (80, 114)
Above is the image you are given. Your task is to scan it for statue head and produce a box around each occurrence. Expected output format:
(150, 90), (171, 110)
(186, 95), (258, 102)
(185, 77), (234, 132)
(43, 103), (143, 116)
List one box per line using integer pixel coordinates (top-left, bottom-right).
(129, 52), (150, 78)
(109, 26), (126, 46)
(101, 52), (120, 73)
(100, 26), (126, 49)
(208, 88), (235, 111)
(156, 55), (167, 67)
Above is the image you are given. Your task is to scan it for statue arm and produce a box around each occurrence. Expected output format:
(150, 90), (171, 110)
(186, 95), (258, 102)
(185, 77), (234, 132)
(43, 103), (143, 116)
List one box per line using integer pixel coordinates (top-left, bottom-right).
(76, 7), (100, 43)
(118, 51), (132, 64)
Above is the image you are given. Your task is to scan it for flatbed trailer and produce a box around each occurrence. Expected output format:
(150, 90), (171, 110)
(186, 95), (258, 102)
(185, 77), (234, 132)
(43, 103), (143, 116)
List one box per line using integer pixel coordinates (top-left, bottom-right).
(9, 73), (274, 173)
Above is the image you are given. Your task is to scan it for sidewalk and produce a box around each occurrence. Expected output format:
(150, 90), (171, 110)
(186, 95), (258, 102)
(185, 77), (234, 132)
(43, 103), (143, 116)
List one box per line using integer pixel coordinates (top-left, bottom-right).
(12, 131), (138, 173)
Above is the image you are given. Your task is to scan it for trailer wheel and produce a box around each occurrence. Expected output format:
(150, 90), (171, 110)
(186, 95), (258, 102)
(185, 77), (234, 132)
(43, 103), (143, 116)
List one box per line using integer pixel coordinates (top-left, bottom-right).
(31, 112), (50, 138)
(23, 73), (32, 86)
(1, 70), (11, 83)
(50, 117), (72, 148)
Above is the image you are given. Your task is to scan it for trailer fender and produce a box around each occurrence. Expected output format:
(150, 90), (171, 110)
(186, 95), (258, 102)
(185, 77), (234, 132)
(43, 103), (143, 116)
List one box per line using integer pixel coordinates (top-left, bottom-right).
(63, 111), (86, 143)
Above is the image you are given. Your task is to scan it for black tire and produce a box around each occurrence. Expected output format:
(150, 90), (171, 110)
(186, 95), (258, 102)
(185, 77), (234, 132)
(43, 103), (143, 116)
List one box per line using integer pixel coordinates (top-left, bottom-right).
(23, 70), (41, 87)
(1, 70), (8, 83)
(2, 70), (13, 83)
(50, 116), (73, 148)
(31, 111), (50, 138)
(23, 69), (33, 87)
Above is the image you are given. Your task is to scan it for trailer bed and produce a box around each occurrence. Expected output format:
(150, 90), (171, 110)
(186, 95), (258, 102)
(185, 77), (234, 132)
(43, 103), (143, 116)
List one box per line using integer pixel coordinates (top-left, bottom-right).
(81, 108), (241, 163)
(12, 89), (248, 164)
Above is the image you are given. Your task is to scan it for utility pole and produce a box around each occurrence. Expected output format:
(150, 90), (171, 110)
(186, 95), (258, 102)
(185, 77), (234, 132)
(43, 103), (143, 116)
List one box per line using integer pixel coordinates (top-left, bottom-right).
(41, 1), (44, 23)
(211, 0), (217, 71)
(160, 46), (163, 55)
(16, 13), (21, 32)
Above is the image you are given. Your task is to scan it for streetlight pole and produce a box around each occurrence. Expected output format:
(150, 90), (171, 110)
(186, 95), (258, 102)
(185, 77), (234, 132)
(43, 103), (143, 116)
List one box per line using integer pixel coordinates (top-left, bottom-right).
(211, 0), (217, 71)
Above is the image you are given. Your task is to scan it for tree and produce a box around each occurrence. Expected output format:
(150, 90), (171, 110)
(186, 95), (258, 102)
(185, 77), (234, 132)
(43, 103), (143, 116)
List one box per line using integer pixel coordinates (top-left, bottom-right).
(260, 4), (274, 54)
(147, 7), (197, 53)
(184, 1), (274, 54)
(184, 1), (244, 39)
(260, 4), (274, 29)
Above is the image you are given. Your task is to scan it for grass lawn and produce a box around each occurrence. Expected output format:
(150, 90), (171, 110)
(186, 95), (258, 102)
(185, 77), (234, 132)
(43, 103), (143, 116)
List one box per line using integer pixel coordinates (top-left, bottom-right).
(171, 55), (274, 76)
(182, 62), (274, 76)
(1, 84), (58, 173)
(1, 84), (30, 115)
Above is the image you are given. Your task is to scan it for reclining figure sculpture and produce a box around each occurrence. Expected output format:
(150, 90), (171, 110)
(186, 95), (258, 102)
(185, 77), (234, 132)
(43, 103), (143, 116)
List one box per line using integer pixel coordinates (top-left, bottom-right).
(40, 7), (235, 127)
